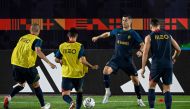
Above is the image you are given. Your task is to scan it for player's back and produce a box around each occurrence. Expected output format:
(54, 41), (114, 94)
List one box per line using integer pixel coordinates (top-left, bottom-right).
(11, 34), (40, 68)
(59, 42), (88, 78)
(150, 30), (172, 69)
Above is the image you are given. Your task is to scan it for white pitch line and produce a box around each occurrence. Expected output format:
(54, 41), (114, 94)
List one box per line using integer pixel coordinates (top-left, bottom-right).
(1, 101), (190, 104)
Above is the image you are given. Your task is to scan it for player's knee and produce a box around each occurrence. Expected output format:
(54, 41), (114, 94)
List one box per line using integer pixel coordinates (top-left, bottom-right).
(103, 66), (113, 75)
(32, 82), (40, 88)
(130, 76), (139, 85)
(62, 90), (70, 96)
(149, 80), (157, 89)
(163, 84), (170, 93)
(18, 82), (26, 87)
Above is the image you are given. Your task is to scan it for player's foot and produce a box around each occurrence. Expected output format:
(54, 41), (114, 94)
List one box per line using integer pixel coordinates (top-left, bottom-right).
(4, 96), (10, 109)
(137, 99), (146, 107)
(41, 103), (51, 109)
(69, 102), (75, 109)
(102, 91), (111, 104)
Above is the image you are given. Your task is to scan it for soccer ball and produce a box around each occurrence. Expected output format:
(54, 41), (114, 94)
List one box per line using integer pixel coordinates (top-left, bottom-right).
(83, 97), (95, 109)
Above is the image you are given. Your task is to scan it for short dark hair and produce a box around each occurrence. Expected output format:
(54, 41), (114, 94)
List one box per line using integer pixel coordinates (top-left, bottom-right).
(150, 18), (160, 27)
(122, 15), (132, 19)
(67, 28), (78, 37)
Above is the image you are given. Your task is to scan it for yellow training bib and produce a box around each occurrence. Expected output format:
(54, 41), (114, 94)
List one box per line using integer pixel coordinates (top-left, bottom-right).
(59, 42), (88, 78)
(11, 34), (41, 68)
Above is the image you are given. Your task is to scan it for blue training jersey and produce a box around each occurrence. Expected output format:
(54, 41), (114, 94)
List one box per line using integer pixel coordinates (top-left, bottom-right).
(150, 30), (173, 69)
(110, 28), (143, 58)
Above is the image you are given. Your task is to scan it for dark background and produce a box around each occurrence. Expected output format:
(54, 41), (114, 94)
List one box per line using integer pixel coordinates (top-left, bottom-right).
(0, 0), (190, 49)
(0, 0), (190, 18)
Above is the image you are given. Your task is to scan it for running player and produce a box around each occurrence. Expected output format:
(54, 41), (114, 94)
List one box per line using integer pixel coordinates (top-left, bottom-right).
(55, 28), (98, 109)
(141, 18), (181, 109)
(3, 24), (56, 109)
(92, 15), (146, 106)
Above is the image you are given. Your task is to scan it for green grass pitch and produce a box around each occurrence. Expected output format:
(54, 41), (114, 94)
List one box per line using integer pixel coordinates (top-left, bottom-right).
(1, 95), (190, 109)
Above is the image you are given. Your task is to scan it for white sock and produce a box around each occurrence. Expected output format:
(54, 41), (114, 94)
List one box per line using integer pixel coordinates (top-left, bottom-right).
(8, 96), (11, 101)
(105, 88), (111, 94)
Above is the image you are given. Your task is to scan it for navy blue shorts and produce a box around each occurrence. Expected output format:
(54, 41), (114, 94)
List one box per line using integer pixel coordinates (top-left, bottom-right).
(150, 68), (173, 85)
(12, 65), (40, 84)
(106, 56), (138, 76)
(62, 77), (84, 92)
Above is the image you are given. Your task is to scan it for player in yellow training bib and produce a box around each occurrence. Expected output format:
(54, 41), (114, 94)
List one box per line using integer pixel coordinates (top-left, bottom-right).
(55, 28), (98, 109)
(4, 24), (56, 109)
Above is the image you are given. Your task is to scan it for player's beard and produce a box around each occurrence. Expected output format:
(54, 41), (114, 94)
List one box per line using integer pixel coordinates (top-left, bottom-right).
(122, 24), (129, 29)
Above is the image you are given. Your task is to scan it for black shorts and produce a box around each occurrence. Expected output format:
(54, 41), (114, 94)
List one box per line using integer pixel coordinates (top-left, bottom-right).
(106, 56), (138, 76)
(150, 68), (173, 85)
(12, 65), (40, 84)
(62, 77), (84, 92)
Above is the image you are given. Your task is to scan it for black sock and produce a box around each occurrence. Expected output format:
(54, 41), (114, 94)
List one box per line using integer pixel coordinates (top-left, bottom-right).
(34, 87), (45, 107)
(63, 95), (73, 105)
(103, 74), (110, 88)
(148, 89), (155, 108)
(164, 91), (172, 109)
(134, 85), (141, 99)
(76, 92), (83, 109)
(10, 85), (24, 97)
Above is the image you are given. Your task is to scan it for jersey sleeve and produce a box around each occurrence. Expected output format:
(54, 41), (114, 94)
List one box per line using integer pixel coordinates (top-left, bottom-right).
(78, 44), (85, 59)
(110, 28), (118, 37)
(132, 30), (143, 44)
(55, 49), (62, 59)
(32, 39), (43, 50)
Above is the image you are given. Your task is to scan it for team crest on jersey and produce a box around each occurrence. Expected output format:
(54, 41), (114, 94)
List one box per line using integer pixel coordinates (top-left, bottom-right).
(128, 35), (131, 39)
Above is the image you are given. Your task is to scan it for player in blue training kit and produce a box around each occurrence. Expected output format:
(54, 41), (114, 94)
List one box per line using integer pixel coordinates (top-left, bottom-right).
(92, 15), (146, 106)
(141, 18), (181, 109)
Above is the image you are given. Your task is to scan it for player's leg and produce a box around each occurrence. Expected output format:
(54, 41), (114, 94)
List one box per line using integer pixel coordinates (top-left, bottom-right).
(102, 57), (119, 104)
(130, 75), (145, 107)
(10, 66), (25, 97)
(4, 65), (25, 109)
(148, 69), (161, 109)
(73, 78), (84, 109)
(102, 65), (117, 104)
(28, 67), (50, 109)
(148, 80), (157, 109)
(4, 82), (25, 109)
(103, 66), (113, 94)
(162, 69), (173, 109)
(163, 84), (172, 109)
(62, 77), (75, 109)
(124, 63), (145, 107)
(130, 76), (141, 99)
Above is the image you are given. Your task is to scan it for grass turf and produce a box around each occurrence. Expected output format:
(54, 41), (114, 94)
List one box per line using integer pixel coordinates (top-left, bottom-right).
(0, 95), (190, 109)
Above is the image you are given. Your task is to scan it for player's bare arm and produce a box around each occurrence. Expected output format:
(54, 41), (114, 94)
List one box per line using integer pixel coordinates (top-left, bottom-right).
(136, 42), (144, 57)
(171, 37), (181, 63)
(79, 56), (99, 70)
(92, 32), (110, 42)
(141, 35), (151, 78)
(35, 47), (56, 69)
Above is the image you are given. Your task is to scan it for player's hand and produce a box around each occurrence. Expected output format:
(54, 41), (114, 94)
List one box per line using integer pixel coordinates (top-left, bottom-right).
(49, 63), (56, 69)
(172, 57), (176, 64)
(91, 65), (99, 70)
(59, 60), (66, 66)
(136, 51), (143, 57)
(92, 36), (99, 42)
(141, 68), (145, 78)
